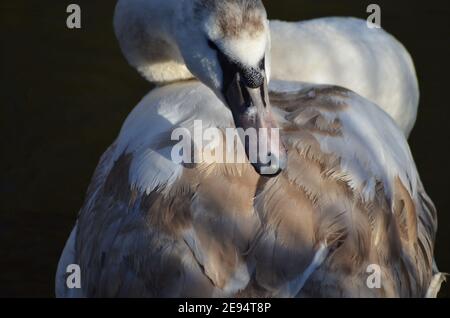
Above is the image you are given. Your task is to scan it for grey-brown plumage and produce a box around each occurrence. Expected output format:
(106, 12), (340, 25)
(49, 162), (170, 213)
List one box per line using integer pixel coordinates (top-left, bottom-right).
(66, 83), (439, 298)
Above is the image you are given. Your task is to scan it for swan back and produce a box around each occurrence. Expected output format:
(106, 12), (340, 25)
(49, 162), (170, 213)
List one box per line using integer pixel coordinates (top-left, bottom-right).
(270, 18), (419, 136)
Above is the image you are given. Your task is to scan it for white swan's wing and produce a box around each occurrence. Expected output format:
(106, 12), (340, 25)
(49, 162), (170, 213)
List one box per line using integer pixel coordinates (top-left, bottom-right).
(269, 17), (419, 136)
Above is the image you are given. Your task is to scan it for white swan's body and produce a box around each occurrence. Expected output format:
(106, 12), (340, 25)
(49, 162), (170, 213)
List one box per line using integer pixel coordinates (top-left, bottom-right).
(270, 18), (419, 136)
(56, 0), (440, 297)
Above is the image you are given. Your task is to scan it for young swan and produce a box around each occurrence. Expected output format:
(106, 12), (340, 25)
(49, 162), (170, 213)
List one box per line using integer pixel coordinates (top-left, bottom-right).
(55, 0), (441, 298)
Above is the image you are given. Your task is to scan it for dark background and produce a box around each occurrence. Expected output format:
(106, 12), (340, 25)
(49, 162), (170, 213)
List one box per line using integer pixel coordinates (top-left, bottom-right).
(1, 0), (449, 297)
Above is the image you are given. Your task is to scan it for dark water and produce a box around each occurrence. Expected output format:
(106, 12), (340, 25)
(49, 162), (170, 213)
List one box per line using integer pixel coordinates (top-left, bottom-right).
(1, 0), (449, 297)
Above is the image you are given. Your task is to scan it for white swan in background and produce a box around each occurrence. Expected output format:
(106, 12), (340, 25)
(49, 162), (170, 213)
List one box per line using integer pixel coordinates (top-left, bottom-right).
(56, 0), (441, 297)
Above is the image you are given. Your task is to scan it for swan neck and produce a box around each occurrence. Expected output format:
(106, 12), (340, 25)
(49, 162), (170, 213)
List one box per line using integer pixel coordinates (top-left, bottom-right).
(114, 0), (193, 84)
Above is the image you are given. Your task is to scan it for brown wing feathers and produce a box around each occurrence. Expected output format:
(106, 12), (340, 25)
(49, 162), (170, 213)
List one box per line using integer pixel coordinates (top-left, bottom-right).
(75, 86), (437, 297)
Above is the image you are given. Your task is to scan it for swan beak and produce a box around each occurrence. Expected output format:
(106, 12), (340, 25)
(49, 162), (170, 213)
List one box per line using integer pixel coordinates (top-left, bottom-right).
(225, 73), (287, 176)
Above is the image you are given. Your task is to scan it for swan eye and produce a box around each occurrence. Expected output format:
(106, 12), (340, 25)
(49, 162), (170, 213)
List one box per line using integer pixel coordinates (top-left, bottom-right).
(259, 57), (265, 71)
(207, 39), (220, 51)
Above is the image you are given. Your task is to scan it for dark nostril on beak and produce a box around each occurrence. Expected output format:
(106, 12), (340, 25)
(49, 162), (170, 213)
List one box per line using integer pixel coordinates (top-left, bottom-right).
(240, 66), (264, 89)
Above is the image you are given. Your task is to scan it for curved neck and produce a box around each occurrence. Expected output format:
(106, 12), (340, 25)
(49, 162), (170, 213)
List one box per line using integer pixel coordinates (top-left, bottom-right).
(114, 0), (194, 84)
